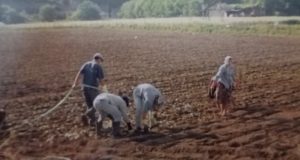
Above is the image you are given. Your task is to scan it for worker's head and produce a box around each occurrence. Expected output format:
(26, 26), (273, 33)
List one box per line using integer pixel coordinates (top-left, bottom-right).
(153, 95), (164, 111)
(224, 56), (232, 65)
(121, 96), (130, 107)
(119, 91), (130, 107)
(94, 53), (104, 63)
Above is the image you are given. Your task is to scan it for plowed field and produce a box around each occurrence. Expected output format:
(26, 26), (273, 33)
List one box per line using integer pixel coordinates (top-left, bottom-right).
(0, 28), (300, 160)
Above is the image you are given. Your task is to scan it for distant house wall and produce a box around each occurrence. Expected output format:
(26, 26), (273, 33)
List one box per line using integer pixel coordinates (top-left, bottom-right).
(209, 10), (227, 17)
(226, 10), (244, 17)
(243, 7), (265, 17)
(249, 6), (266, 16)
(208, 3), (231, 17)
(207, 3), (265, 17)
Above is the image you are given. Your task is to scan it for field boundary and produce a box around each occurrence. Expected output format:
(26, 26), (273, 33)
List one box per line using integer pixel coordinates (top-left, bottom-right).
(1, 17), (300, 36)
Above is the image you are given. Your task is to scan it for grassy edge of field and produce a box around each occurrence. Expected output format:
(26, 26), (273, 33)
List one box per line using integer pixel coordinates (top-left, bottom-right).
(1, 17), (300, 36)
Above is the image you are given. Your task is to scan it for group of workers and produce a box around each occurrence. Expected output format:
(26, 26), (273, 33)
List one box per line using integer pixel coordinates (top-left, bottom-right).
(72, 53), (235, 138)
(72, 53), (164, 138)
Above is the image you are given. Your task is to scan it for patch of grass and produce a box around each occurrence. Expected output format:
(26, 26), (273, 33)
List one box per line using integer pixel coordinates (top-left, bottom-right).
(1, 17), (300, 36)
(280, 19), (300, 25)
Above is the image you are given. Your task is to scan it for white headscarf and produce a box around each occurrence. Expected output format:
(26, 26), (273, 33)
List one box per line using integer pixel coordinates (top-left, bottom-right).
(157, 95), (165, 105)
(224, 56), (232, 65)
(93, 53), (104, 61)
(92, 53), (104, 68)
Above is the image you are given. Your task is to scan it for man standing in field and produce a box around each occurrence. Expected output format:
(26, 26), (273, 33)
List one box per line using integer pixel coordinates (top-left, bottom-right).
(73, 53), (105, 126)
(133, 83), (164, 134)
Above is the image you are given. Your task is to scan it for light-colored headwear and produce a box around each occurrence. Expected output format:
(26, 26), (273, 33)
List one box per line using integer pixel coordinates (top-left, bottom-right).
(224, 56), (232, 65)
(92, 53), (104, 68)
(157, 95), (165, 106)
(93, 53), (104, 61)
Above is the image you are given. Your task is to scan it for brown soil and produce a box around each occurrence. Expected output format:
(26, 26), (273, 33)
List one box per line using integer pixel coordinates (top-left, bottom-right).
(0, 28), (299, 160)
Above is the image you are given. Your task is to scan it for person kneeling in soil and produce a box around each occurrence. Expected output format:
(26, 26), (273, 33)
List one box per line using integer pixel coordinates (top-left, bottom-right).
(133, 83), (164, 134)
(210, 56), (236, 116)
(93, 92), (132, 138)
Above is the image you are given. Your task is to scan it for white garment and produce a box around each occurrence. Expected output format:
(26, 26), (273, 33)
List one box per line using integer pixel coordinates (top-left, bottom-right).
(133, 83), (163, 128)
(93, 93), (129, 123)
(213, 63), (235, 89)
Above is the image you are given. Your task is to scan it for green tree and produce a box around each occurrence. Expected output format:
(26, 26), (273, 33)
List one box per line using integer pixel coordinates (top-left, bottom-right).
(39, 4), (58, 21)
(118, 0), (205, 18)
(117, 0), (136, 18)
(265, 0), (300, 16)
(0, 5), (8, 22)
(72, 1), (101, 20)
(1, 5), (27, 24)
(92, 0), (128, 17)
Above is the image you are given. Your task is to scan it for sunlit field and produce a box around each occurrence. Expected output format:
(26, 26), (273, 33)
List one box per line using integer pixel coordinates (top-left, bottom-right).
(0, 16), (300, 159)
(2, 17), (300, 36)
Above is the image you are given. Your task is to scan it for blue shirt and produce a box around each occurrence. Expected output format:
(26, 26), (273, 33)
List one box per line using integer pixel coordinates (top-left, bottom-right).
(80, 60), (104, 87)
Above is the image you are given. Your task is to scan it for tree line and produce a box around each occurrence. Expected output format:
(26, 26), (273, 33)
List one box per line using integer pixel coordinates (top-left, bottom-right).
(0, 0), (127, 24)
(119, 0), (300, 18)
(0, 0), (300, 24)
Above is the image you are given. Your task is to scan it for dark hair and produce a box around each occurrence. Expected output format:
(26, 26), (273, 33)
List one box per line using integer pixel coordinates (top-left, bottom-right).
(121, 96), (129, 107)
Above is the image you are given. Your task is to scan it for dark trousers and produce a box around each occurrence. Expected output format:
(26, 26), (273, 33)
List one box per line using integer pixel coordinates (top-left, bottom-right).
(83, 88), (99, 122)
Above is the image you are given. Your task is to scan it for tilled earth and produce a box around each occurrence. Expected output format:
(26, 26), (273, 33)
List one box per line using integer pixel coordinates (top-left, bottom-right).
(0, 28), (300, 160)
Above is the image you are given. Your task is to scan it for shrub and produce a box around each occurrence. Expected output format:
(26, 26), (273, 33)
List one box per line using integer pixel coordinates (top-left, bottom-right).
(72, 1), (101, 20)
(118, 0), (204, 18)
(0, 5), (7, 22)
(280, 19), (300, 25)
(1, 5), (27, 24)
(39, 4), (59, 22)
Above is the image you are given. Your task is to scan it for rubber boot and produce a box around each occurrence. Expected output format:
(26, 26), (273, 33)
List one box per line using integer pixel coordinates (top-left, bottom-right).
(133, 127), (142, 135)
(86, 108), (96, 127)
(0, 110), (6, 130)
(127, 122), (132, 131)
(144, 125), (149, 134)
(96, 120), (103, 136)
(81, 114), (89, 126)
(112, 121), (122, 138)
(0, 109), (5, 124)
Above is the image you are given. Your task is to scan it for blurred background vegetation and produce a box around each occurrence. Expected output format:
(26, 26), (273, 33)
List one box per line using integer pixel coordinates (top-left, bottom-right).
(0, 0), (300, 24)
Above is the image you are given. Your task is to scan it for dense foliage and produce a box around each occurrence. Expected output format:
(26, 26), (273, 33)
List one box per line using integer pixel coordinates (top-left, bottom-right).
(0, 0), (300, 23)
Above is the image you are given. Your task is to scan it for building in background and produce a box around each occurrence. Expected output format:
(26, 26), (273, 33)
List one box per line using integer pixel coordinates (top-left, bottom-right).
(206, 2), (266, 17)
